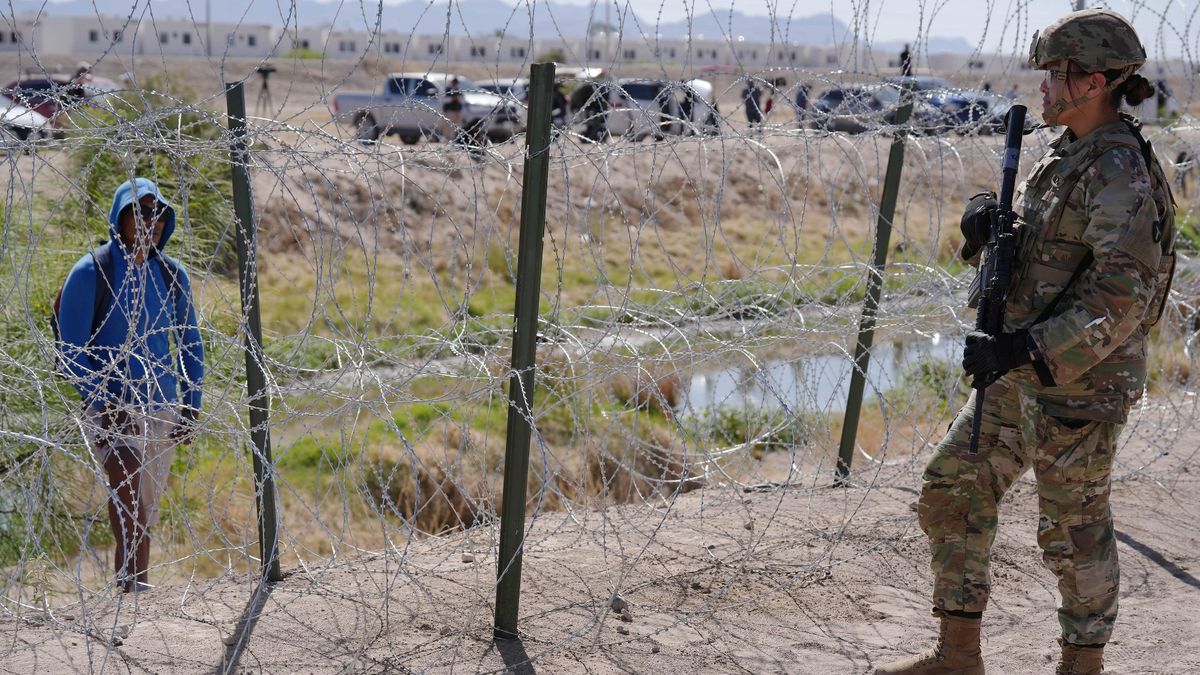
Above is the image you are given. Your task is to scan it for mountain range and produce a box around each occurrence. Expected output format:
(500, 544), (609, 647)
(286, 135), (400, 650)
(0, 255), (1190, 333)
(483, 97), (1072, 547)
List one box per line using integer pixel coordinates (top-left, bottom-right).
(10, 1), (976, 53)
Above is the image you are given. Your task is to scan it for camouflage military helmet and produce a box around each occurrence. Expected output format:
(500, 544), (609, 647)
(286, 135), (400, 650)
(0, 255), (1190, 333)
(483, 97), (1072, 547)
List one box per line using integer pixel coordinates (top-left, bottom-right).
(1028, 9), (1146, 73)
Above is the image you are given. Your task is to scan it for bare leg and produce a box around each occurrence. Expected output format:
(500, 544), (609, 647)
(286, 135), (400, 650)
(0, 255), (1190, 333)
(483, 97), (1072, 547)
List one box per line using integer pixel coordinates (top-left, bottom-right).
(104, 448), (148, 592)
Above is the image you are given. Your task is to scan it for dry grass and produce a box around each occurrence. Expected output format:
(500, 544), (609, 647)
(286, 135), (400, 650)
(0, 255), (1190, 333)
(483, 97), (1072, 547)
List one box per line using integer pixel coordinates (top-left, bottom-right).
(609, 369), (683, 419)
(363, 449), (483, 535)
(246, 130), (1013, 341)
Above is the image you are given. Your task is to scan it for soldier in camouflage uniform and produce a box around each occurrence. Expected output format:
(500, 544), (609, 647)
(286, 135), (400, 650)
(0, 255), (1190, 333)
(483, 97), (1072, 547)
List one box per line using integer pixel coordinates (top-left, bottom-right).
(877, 10), (1176, 675)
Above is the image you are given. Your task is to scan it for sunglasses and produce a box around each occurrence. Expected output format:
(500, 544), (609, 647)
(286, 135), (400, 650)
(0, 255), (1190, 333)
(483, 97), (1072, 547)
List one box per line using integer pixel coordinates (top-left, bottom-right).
(134, 202), (169, 224)
(1043, 68), (1072, 83)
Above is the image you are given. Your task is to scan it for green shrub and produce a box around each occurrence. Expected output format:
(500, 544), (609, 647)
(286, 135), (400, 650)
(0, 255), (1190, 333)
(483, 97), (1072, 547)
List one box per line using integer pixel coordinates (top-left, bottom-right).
(684, 405), (812, 457)
(63, 81), (238, 276)
(888, 357), (968, 411)
(283, 47), (325, 60)
(535, 48), (567, 63)
(277, 437), (355, 470)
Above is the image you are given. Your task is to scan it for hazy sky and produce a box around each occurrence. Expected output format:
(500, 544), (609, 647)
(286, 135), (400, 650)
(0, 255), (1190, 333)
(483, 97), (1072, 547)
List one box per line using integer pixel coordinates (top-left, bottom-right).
(555, 0), (1195, 58)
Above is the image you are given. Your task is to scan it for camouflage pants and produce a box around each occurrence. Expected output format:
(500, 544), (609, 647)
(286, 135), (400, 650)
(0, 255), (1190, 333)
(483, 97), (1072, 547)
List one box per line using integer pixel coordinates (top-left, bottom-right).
(918, 375), (1120, 645)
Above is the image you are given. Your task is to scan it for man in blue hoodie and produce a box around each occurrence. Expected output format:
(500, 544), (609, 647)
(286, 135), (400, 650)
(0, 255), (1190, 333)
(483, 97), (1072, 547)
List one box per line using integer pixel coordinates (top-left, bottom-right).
(59, 177), (204, 593)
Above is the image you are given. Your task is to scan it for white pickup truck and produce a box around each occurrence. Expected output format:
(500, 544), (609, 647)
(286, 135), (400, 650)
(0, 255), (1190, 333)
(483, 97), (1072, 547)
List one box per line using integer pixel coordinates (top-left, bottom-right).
(332, 72), (522, 144)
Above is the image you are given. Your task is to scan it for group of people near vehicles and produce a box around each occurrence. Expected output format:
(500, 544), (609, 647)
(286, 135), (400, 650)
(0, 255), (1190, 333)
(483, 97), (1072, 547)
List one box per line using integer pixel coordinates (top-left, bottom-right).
(741, 76), (812, 131)
(550, 78), (721, 143)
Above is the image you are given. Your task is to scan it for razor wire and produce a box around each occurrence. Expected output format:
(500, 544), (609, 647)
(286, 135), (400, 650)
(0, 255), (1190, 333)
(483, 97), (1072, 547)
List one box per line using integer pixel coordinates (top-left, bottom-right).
(0, 1), (1198, 672)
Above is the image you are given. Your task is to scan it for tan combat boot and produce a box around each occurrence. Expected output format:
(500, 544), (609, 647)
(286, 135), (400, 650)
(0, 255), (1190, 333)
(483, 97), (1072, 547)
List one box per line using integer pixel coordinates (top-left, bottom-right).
(1056, 639), (1103, 675)
(874, 610), (984, 674)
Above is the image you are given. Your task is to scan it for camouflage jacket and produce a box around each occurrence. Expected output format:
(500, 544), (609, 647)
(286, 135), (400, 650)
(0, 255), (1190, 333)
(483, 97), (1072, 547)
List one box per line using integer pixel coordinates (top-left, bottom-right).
(995, 119), (1175, 422)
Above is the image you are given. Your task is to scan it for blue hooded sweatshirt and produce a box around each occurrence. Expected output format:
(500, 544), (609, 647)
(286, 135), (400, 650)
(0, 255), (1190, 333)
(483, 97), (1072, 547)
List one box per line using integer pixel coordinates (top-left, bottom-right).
(59, 178), (204, 412)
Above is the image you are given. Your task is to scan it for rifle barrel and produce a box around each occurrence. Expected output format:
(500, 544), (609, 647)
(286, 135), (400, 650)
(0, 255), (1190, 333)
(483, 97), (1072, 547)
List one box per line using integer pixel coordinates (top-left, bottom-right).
(997, 105), (1027, 212)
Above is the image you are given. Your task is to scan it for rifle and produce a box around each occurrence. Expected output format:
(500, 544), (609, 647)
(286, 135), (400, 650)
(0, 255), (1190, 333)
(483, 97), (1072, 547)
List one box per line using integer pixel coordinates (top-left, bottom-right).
(968, 104), (1027, 455)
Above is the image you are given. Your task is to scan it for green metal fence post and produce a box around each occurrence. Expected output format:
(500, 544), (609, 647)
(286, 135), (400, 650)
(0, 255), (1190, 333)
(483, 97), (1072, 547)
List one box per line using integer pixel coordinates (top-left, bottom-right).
(225, 81), (283, 582)
(835, 88), (915, 484)
(494, 62), (556, 640)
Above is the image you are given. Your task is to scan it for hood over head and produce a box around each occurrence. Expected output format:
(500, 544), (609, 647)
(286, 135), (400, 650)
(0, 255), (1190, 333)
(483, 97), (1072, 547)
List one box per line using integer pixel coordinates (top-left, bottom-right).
(108, 177), (176, 251)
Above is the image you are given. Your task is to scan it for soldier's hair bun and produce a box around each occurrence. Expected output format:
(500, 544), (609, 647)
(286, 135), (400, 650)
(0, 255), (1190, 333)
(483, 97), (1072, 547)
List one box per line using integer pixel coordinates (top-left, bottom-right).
(1110, 72), (1156, 107)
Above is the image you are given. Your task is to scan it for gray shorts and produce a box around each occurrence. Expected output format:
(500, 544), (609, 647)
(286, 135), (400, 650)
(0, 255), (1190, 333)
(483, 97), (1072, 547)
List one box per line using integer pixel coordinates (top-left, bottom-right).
(83, 407), (180, 528)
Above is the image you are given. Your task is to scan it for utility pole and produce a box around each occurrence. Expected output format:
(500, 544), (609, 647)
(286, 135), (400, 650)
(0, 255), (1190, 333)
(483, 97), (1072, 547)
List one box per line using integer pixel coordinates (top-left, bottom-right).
(606, 0), (612, 60)
(206, 0), (212, 57)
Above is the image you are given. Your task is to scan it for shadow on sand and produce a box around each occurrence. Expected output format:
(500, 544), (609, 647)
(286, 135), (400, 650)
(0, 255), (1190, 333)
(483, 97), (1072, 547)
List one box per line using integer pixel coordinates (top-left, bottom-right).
(216, 579), (276, 674)
(1116, 529), (1200, 590)
(495, 635), (536, 674)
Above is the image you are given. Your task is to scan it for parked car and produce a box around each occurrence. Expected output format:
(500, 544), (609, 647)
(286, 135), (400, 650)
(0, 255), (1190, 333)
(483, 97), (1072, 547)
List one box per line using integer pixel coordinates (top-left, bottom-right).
(479, 78), (528, 102)
(0, 94), (52, 144)
(808, 84), (941, 134)
(478, 77), (530, 131)
(331, 72), (521, 144)
(964, 92), (1017, 133)
(606, 79), (684, 141)
(2, 74), (119, 131)
(881, 76), (1011, 134)
(881, 75), (956, 92)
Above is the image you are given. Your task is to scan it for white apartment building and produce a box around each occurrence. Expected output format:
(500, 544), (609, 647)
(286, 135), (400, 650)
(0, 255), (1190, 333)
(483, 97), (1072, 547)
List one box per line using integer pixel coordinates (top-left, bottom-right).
(0, 14), (35, 54)
(140, 18), (274, 58)
(140, 17), (205, 56)
(9, 10), (1165, 78)
(324, 29), (367, 58)
(2, 13), (272, 59)
(374, 29), (415, 58)
(683, 37), (731, 68)
(14, 14), (133, 57)
(279, 26), (327, 54)
(495, 35), (534, 64)
(2, 11), (846, 69)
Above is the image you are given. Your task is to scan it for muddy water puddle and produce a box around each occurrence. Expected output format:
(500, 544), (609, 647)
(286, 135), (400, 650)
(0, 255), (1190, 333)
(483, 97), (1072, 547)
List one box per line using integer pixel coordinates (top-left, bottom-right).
(680, 333), (963, 416)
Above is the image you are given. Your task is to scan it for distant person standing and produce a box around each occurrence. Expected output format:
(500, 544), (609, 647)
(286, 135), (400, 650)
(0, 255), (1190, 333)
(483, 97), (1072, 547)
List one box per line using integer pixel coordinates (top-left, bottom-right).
(551, 83), (569, 129)
(581, 82), (610, 143)
(680, 85), (696, 135)
(52, 60), (95, 132)
(71, 61), (92, 88)
(1155, 77), (1172, 118)
(742, 79), (763, 131)
(442, 77), (465, 142)
(795, 83), (811, 126)
(900, 43), (914, 77)
(764, 77), (785, 123)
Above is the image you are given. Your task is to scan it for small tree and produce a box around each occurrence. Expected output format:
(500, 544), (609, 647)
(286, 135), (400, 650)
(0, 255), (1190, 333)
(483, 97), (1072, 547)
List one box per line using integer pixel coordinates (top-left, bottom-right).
(535, 48), (567, 63)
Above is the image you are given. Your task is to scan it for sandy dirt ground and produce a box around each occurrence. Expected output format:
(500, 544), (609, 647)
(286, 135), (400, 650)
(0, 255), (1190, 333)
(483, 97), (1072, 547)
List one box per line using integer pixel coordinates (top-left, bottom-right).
(3, 398), (1197, 674)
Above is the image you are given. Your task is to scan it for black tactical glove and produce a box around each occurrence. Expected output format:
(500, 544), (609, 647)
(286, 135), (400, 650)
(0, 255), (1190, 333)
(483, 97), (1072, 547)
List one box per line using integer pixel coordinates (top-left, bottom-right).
(962, 330), (1033, 377)
(959, 191), (997, 260)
